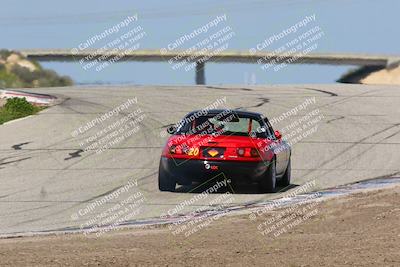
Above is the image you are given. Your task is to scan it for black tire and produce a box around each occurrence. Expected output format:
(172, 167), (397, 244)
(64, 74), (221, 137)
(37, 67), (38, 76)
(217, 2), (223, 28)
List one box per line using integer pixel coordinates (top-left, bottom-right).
(259, 158), (277, 193)
(279, 157), (291, 187)
(158, 164), (176, 192)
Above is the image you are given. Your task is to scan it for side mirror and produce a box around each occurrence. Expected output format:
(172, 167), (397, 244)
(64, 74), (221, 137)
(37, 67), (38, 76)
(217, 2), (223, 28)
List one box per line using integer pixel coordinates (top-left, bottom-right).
(274, 130), (282, 140)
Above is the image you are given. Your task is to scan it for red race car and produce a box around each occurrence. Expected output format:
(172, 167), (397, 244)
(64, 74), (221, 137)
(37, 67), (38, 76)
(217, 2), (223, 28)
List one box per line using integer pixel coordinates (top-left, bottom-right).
(159, 109), (291, 193)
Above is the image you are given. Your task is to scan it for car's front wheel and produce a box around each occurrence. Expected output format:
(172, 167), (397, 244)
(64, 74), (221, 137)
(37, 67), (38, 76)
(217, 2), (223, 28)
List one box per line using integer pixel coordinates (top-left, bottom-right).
(259, 158), (277, 193)
(158, 164), (176, 192)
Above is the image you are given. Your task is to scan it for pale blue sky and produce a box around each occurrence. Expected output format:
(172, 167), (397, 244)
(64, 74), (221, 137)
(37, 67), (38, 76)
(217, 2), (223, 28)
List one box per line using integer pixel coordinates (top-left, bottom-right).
(1, 0), (398, 84)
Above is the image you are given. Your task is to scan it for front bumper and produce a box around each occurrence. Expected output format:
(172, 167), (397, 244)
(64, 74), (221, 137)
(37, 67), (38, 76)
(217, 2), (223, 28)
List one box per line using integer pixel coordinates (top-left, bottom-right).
(160, 156), (270, 185)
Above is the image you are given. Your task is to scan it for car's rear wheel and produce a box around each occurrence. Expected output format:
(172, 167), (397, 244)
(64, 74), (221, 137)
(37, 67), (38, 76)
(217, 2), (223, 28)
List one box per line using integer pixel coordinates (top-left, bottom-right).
(279, 157), (291, 187)
(259, 158), (277, 193)
(158, 164), (176, 192)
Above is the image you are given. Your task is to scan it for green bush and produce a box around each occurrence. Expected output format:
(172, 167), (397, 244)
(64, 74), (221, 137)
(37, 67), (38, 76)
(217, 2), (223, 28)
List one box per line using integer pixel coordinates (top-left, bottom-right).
(5, 97), (36, 115)
(0, 97), (42, 125)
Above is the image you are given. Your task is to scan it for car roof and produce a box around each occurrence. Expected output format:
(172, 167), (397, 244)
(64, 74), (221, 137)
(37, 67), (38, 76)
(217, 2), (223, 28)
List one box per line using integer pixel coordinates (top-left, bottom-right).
(186, 109), (263, 118)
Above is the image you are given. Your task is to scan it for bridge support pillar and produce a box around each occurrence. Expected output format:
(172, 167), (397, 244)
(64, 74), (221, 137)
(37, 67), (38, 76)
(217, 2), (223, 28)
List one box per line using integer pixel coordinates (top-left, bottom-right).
(195, 61), (205, 85)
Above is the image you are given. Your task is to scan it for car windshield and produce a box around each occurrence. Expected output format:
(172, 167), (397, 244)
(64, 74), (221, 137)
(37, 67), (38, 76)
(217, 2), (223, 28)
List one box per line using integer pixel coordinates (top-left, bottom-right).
(176, 112), (263, 137)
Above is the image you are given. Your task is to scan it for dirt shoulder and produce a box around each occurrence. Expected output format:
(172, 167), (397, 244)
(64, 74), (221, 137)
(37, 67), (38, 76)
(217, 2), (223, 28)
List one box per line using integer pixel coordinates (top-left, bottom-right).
(338, 65), (400, 85)
(360, 66), (400, 85)
(1, 186), (399, 267)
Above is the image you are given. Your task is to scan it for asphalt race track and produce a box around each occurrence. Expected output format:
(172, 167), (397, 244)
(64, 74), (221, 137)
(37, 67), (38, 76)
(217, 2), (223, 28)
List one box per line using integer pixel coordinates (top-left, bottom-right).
(1, 84), (399, 236)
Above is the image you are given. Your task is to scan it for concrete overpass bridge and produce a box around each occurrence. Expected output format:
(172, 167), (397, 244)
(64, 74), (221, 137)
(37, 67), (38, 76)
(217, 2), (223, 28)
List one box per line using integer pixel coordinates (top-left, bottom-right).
(19, 49), (400, 84)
